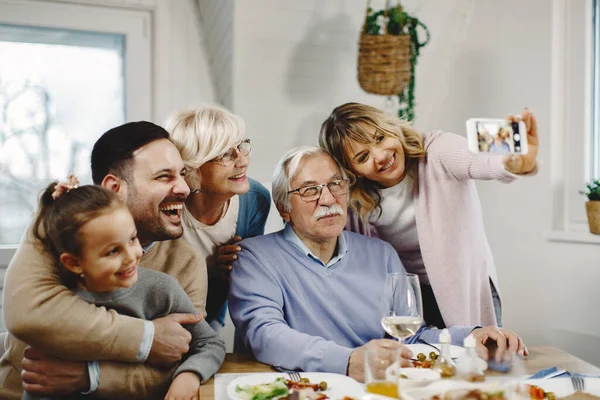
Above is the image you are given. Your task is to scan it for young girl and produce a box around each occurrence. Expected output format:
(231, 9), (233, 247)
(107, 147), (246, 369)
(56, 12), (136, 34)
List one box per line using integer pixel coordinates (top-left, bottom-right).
(28, 175), (225, 400)
(319, 103), (539, 328)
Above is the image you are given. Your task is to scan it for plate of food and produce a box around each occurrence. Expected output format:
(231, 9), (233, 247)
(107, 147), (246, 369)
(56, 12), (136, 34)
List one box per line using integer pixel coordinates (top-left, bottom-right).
(510, 378), (600, 399)
(399, 380), (506, 400)
(405, 344), (465, 368)
(405, 344), (487, 372)
(227, 372), (365, 400)
(385, 364), (442, 389)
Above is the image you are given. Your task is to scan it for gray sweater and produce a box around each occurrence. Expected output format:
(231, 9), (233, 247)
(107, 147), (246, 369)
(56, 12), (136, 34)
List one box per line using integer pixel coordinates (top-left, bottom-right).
(75, 267), (225, 383)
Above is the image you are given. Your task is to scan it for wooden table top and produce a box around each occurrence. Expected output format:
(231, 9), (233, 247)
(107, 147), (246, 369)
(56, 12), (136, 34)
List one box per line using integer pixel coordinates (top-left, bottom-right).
(200, 346), (600, 399)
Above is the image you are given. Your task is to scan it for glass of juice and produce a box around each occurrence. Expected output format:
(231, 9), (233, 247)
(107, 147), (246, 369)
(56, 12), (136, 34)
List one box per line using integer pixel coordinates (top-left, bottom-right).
(364, 342), (399, 399)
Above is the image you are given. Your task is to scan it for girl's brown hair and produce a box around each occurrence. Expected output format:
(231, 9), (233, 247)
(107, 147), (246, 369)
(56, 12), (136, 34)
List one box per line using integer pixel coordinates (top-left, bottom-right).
(32, 183), (124, 285)
(319, 102), (427, 219)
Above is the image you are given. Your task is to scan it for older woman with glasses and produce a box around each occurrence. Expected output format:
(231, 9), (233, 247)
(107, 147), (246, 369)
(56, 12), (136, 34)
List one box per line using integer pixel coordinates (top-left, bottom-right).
(167, 104), (271, 330)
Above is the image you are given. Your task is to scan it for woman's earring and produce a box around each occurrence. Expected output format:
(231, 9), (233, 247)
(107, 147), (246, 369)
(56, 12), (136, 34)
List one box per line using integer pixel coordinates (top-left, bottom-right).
(191, 187), (201, 194)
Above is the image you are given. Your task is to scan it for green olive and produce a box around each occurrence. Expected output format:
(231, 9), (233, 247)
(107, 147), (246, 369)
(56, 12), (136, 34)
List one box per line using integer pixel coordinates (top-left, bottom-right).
(417, 353), (426, 362)
(319, 381), (327, 391)
(399, 374), (409, 379)
(300, 377), (310, 383)
(429, 352), (438, 360)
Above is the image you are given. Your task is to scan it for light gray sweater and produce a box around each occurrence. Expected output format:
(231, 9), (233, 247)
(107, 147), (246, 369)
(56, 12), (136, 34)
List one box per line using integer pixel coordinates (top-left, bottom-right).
(75, 267), (225, 383)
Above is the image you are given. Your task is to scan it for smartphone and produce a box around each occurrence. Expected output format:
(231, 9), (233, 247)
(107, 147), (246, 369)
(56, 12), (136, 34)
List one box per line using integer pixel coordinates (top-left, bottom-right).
(466, 118), (528, 155)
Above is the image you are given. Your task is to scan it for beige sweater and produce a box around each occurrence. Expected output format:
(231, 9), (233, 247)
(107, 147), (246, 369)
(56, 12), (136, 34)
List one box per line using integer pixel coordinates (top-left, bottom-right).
(0, 228), (207, 399)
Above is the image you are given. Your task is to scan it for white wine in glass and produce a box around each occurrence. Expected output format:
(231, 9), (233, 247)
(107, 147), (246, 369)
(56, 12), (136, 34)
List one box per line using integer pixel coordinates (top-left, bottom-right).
(380, 273), (423, 341)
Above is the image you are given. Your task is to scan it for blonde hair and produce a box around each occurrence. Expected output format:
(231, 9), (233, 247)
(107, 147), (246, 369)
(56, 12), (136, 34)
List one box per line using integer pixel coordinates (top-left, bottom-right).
(166, 104), (245, 189)
(319, 102), (426, 219)
(497, 127), (510, 140)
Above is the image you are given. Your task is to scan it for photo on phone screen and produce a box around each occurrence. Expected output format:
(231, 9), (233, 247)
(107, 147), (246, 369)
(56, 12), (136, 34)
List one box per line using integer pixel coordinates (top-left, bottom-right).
(466, 118), (527, 155)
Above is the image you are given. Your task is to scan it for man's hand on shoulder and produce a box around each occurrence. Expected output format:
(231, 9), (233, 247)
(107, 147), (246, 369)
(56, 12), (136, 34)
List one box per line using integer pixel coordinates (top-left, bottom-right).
(347, 339), (413, 382)
(21, 347), (89, 396)
(147, 313), (202, 368)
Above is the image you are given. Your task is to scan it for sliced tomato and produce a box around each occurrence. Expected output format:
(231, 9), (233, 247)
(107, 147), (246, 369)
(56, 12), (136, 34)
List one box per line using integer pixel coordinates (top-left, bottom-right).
(412, 360), (432, 368)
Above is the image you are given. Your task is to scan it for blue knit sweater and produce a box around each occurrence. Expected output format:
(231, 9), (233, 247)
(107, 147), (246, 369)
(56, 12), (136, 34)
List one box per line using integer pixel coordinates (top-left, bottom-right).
(229, 229), (473, 374)
(206, 178), (271, 324)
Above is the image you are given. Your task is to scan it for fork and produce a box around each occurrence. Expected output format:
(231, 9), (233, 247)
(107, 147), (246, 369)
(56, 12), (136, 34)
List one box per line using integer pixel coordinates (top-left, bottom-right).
(417, 338), (441, 352)
(570, 372), (586, 392)
(288, 371), (302, 381)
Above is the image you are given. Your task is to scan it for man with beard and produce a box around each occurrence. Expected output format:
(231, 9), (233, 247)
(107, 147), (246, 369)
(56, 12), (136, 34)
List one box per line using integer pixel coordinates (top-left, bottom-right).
(1, 122), (221, 399)
(228, 146), (527, 381)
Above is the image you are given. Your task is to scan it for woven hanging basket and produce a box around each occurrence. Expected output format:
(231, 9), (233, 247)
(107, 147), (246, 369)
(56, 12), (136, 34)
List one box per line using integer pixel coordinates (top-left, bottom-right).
(357, 1), (412, 96)
(585, 201), (600, 234)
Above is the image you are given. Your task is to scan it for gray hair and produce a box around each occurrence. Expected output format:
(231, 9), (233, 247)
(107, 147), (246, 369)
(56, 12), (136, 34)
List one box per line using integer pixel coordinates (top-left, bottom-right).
(272, 146), (347, 213)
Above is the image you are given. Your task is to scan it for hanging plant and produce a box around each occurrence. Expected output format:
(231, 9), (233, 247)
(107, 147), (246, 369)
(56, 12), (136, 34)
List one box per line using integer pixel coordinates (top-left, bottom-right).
(363, 4), (430, 121)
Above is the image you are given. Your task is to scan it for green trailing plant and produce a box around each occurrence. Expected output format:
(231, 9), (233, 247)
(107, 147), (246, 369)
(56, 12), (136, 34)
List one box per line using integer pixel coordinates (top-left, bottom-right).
(581, 179), (600, 201)
(365, 4), (430, 121)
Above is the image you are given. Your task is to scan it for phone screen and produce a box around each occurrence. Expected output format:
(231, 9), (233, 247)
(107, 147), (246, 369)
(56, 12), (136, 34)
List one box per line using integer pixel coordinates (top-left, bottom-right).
(475, 120), (524, 154)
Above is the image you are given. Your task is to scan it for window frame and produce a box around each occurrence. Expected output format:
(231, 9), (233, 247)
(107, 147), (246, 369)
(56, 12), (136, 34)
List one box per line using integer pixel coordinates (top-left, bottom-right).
(546, 0), (600, 244)
(592, 0), (600, 180)
(0, 0), (152, 264)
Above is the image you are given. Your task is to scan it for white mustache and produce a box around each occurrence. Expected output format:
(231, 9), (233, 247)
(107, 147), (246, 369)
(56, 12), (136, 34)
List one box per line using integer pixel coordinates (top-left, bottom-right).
(312, 204), (344, 221)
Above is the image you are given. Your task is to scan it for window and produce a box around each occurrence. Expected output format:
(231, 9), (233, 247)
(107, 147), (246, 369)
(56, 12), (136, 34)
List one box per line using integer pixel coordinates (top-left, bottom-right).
(0, 25), (125, 244)
(546, 0), (600, 243)
(0, 0), (151, 262)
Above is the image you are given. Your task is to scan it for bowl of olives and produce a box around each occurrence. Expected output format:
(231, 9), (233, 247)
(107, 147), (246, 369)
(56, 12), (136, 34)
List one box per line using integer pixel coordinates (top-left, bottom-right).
(385, 362), (441, 389)
(412, 352), (439, 368)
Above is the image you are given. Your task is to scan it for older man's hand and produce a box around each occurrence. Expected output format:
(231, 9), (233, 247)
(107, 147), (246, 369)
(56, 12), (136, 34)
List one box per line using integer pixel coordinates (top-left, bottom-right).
(21, 346), (89, 396)
(470, 327), (528, 361)
(347, 339), (413, 382)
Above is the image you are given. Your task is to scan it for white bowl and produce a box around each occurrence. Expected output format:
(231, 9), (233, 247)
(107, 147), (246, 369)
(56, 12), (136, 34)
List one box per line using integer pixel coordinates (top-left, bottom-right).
(385, 362), (441, 390)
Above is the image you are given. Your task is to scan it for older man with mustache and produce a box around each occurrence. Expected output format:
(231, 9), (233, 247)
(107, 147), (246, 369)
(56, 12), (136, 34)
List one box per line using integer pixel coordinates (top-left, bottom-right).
(228, 146), (526, 382)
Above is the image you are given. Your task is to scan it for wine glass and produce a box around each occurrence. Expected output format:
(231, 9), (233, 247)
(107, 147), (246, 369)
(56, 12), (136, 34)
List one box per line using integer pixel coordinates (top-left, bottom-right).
(380, 272), (423, 341)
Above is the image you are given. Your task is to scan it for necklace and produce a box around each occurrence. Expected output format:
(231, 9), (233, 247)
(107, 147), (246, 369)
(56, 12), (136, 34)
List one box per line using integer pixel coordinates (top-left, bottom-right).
(218, 200), (229, 221)
(188, 200), (229, 230)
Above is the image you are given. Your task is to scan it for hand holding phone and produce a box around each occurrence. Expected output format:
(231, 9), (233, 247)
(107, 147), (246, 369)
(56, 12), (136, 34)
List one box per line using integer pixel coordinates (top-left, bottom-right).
(466, 118), (528, 155)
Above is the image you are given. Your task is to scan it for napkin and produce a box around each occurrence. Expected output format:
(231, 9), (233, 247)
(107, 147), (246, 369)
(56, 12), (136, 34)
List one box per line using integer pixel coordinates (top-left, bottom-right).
(529, 367), (600, 379)
(528, 367), (567, 379)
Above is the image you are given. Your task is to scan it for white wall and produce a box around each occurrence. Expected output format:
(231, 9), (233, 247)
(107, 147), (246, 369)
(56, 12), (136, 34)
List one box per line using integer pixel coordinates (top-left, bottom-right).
(198, 0), (234, 108)
(230, 0), (600, 365)
(232, 0), (384, 183)
(154, 0), (216, 122)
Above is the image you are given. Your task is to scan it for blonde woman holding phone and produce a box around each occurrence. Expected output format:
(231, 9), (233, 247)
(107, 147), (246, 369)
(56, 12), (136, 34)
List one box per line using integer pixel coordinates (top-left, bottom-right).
(319, 102), (539, 329)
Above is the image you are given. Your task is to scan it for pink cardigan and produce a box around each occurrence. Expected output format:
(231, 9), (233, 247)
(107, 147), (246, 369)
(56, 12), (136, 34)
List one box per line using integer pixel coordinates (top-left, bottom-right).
(347, 131), (515, 327)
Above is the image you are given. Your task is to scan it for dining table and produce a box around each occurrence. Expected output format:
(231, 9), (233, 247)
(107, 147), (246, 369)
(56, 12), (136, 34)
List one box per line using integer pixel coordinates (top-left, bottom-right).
(200, 346), (600, 400)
